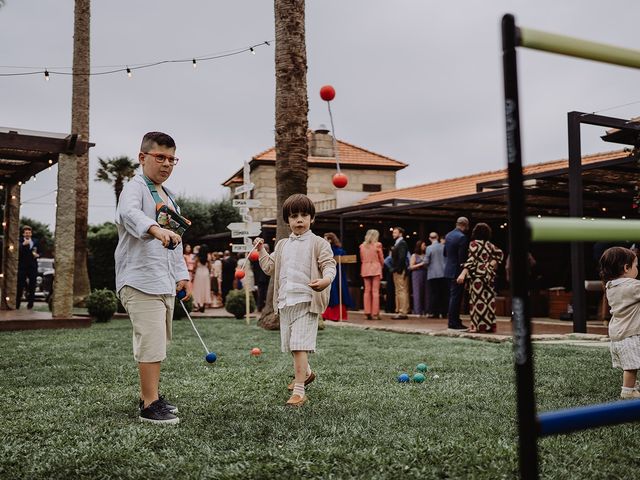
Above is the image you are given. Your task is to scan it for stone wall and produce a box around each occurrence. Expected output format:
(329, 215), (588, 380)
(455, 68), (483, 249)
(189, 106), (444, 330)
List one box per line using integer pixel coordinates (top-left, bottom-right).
(245, 164), (397, 222)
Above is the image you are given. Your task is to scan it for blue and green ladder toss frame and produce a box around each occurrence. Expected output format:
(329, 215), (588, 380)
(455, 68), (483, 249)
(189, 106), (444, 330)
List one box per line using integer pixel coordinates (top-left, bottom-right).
(502, 13), (640, 480)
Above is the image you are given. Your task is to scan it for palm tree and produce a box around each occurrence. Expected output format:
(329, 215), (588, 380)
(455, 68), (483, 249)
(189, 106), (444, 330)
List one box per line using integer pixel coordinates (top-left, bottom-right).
(258, 0), (309, 330)
(72, 0), (91, 305)
(95, 156), (139, 205)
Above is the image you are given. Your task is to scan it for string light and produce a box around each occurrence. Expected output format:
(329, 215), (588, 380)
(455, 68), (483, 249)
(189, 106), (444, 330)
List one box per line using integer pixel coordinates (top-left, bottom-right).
(0, 40), (274, 79)
(126, 67), (132, 78)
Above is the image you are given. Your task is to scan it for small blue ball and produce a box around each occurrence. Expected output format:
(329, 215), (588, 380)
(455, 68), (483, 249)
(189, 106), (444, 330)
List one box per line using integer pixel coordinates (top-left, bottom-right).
(205, 352), (217, 363)
(398, 373), (410, 383)
(177, 290), (186, 300)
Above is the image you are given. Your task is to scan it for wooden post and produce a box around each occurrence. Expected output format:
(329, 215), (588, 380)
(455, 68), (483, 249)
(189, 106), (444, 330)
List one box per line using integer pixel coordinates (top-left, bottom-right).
(52, 153), (77, 318)
(334, 254), (357, 321)
(1, 183), (21, 310)
(245, 280), (250, 325)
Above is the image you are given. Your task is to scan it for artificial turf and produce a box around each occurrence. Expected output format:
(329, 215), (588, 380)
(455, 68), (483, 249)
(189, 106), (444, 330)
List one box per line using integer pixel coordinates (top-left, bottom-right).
(1, 318), (637, 479)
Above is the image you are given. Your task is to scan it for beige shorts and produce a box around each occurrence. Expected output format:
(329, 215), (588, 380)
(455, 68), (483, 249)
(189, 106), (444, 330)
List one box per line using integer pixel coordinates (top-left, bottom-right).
(119, 286), (174, 363)
(279, 302), (318, 352)
(611, 335), (640, 371)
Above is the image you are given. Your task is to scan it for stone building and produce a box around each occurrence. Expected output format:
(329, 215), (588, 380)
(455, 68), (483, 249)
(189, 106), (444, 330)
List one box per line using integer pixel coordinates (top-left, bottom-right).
(221, 127), (407, 222)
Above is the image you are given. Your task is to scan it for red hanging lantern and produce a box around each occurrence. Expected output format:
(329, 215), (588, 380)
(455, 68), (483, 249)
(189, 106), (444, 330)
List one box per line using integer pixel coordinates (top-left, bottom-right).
(320, 85), (336, 101)
(248, 250), (260, 261)
(234, 269), (246, 280)
(332, 172), (348, 188)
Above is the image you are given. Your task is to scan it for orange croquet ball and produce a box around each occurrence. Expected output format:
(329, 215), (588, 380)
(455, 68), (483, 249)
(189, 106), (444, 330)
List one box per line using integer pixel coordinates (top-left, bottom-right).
(332, 172), (348, 188)
(251, 347), (262, 356)
(248, 250), (260, 262)
(234, 269), (245, 280)
(320, 85), (336, 101)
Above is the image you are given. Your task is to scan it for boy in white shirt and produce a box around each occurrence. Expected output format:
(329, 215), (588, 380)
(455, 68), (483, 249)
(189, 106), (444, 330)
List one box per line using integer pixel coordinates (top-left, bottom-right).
(254, 194), (336, 406)
(115, 131), (190, 424)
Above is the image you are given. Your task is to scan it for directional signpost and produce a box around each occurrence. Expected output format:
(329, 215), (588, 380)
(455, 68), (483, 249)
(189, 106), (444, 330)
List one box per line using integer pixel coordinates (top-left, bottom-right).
(228, 161), (262, 325)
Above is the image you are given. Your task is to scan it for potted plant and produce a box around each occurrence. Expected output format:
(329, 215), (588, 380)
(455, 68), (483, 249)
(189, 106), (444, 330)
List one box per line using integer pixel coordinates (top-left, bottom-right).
(85, 288), (118, 323)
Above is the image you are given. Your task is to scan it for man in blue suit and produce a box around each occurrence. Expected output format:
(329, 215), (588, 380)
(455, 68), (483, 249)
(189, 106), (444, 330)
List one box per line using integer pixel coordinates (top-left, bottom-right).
(444, 217), (469, 330)
(17, 225), (39, 309)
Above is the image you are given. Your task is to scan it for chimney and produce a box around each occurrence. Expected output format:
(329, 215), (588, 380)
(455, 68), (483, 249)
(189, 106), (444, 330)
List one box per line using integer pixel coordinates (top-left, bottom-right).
(309, 124), (335, 157)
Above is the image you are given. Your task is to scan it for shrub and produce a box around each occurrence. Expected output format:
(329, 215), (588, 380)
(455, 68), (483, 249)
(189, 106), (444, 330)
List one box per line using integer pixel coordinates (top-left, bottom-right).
(87, 222), (118, 291)
(86, 289), (118, 323)
(173, 295), (193, 320)
(224, 289), (256, 319)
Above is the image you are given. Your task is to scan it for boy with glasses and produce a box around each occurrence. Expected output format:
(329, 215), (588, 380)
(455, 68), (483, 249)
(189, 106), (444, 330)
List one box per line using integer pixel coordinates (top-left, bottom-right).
(115, 131), (190, 424)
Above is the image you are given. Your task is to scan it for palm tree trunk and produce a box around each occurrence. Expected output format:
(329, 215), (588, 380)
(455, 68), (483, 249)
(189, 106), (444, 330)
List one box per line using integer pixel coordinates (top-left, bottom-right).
(258, 0), (309, 330)
(72, 0), (91, 305)
(114, 178), (123, 206)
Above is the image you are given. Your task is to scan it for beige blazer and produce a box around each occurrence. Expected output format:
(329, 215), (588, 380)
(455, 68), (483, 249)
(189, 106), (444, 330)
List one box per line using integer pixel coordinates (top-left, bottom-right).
(258, 233), (336, 314)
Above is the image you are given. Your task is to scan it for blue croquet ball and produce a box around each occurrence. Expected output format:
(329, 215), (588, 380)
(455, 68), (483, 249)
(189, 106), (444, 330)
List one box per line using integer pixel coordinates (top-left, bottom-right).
(398, 373), (410, 383)
(177, 289), (186, 300)
(413, 373), (426, 383)
(416, 363), (428, 373)
(205, 352), (217, 363)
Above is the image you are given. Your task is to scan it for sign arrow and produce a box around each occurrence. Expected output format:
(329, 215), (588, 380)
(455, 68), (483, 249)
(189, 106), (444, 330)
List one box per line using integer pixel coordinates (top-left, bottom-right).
(233, 199), (262, 208)
(234, 183), (255, 195)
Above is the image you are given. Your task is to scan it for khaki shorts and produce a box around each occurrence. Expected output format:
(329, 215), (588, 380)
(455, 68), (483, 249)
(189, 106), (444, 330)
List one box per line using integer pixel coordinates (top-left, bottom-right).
(611, 335), (640, 371)
(279, 302), (318, 352)
(119, 286), (174, 363)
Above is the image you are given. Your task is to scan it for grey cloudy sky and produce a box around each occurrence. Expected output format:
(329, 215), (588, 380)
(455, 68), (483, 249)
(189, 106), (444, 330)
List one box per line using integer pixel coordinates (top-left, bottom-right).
(2, 0), (640, 228)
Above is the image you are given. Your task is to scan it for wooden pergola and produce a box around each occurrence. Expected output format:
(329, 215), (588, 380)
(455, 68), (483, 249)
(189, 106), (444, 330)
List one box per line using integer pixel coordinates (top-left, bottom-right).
(0, 127), (93, 316)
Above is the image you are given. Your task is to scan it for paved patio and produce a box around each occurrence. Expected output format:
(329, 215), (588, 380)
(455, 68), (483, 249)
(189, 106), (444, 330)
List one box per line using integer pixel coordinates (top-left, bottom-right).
(0, 307), (90, 331)
(1, 304), (610, 348)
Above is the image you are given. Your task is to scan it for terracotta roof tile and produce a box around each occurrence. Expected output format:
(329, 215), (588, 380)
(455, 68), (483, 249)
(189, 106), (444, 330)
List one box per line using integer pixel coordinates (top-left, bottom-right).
(358, 150), (627, 204)
(253, 139), (407, 169)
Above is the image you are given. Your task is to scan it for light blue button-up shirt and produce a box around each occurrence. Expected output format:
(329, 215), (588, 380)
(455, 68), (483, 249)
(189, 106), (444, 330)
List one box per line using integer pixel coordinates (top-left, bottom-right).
(115, 174), (189, 295)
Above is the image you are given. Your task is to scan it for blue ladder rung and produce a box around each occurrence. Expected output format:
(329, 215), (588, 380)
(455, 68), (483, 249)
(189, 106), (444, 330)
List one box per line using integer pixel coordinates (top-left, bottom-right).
(538, 399), (640, 436)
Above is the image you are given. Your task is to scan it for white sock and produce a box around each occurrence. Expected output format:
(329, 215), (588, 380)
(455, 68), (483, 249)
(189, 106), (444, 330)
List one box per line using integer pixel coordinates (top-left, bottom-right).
(621, 386), (634, 394)
(293, 383), (305, 397)
(306, 364), (312, 376)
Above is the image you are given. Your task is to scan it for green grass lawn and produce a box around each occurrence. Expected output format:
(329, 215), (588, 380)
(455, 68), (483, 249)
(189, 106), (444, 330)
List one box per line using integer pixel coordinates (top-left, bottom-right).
(1, 319), (637, 479)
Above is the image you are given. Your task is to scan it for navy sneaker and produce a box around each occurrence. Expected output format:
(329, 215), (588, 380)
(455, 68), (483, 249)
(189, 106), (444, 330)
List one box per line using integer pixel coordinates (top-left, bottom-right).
(139, 399), (179, 425)
(139, 395), (179, 414)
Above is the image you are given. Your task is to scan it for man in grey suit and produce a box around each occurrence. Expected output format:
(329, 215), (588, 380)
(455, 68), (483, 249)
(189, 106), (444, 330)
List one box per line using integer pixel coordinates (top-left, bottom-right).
(444, 217), (469, 330)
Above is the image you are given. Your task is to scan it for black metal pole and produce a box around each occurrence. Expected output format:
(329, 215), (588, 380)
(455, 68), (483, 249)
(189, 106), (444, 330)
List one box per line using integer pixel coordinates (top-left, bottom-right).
(502, 14), (539, 480)
(568, 112), (587, 333)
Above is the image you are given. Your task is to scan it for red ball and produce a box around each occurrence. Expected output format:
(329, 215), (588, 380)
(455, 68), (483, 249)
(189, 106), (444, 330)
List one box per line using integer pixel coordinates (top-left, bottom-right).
(320, 85), (336, 101)
(251, 347), (262, 356)
(234, 269), (245, 280)
(332, 172), (348, 188)
(248, 250), (260, 262)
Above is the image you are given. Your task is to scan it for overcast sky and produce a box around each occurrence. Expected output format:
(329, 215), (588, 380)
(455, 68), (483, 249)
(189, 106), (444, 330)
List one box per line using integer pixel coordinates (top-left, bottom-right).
(2, 0), (640, 228)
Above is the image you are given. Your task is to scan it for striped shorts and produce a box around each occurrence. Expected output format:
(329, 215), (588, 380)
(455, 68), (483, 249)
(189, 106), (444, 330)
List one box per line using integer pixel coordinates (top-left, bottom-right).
(279, 302), (319, 353)
(610, 335), (640, 371)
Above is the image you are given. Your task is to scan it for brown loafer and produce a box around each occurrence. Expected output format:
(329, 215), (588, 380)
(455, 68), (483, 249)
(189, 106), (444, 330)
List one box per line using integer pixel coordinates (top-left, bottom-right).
(286, 394), (308, 407)
(287, 371), (316, 391)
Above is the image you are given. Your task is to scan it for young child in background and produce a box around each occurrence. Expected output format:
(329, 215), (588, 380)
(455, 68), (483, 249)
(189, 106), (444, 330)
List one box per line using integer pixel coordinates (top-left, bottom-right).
(254, 194), (336, 407)
(599, 246), (640, 399)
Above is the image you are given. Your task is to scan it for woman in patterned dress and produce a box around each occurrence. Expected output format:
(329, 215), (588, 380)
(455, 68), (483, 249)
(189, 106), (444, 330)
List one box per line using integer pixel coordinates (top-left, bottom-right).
(456, 223), (503, 333)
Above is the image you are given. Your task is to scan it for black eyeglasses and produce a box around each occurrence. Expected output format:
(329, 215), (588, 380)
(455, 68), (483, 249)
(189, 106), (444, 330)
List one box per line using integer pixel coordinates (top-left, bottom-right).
(141, 151), (179, 165)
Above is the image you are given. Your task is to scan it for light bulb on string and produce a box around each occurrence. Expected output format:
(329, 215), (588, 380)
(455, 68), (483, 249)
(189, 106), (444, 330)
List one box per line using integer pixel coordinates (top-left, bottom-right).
(192, 58), (197, 69)
(44, 69), (49, 81)
(126, 67), (132, 78)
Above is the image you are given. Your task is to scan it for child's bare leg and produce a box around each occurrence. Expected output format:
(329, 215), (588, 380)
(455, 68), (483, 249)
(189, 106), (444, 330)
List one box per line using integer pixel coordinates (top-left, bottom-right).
(623, 369), (637, 388)
(139, 362), (161, 407)
(292, 351), (308, 385)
